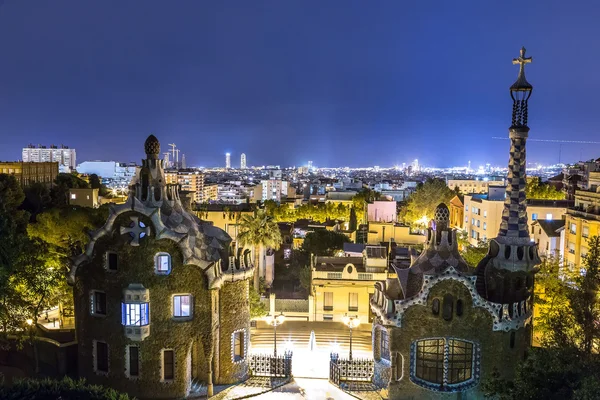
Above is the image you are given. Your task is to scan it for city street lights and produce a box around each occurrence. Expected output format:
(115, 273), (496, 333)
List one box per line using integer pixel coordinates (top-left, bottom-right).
(265, 312), (286, 357)
(342, 314), (360, 360)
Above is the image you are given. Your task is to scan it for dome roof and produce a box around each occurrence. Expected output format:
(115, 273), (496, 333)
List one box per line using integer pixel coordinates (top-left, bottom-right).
(144, 134), (160, 156)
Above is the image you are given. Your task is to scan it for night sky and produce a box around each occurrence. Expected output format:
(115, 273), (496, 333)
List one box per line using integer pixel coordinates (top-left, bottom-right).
(1, 1), (599, 168)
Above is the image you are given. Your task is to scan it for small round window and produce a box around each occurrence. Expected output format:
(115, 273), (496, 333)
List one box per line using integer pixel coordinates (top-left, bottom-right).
(347, 265), (354, 274)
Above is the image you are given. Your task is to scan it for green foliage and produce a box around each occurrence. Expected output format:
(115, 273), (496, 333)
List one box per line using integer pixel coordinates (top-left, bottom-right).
(352, 189), (380, 224)
(22, 182), (52, 219)
(526, 177), (564, 200)
(0, 376), (133, 399)
(456, 230), (487, 267)
(484, 236), (600, 400)
(482, 347), (600, 400)
(400, 178), (456, 225)
(249, 284), (267, 319)
(301, 230), (350, 256)
(299, 265), (312, 292)
(89, 174), (110, 196)
(237, 210), (282, 251)
(348, 207), (357, 231)
(264, 201), (350, 223)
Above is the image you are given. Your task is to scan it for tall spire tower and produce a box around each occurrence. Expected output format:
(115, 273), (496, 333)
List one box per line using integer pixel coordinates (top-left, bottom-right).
(476, 48), (540, 308)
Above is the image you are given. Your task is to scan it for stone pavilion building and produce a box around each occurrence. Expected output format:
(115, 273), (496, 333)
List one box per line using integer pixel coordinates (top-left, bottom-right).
(370, 48), (540, 398)
(70, 135), (254, 399)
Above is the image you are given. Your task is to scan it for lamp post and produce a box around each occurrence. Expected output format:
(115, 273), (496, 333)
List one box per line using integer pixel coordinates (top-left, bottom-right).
(342, 314), (360, 360)
(265, 312), (286, 357)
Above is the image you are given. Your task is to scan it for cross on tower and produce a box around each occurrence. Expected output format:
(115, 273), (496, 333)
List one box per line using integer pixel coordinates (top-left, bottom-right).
(120, 216), (151, 246)
(512, 47), (532, 72)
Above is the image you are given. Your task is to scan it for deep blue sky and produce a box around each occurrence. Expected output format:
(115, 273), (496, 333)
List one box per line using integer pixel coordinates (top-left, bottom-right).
(1, 1), (599, 168)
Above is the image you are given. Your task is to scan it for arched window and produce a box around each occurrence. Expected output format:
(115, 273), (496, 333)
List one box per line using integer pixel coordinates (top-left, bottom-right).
(456, 299), (464, 317)
(432, 299), (440, 315)
(411, 338), (479, 390)
(442, 294), (454, 321)
(155, 253), (171, 275)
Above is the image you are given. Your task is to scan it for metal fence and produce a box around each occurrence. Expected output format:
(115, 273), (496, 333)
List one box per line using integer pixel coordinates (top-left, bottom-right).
(249, 351), (293, 378)
(329, 353), (374, 386)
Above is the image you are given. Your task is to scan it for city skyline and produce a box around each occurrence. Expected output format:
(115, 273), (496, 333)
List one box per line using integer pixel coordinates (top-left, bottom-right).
(1, 1), (600, 167)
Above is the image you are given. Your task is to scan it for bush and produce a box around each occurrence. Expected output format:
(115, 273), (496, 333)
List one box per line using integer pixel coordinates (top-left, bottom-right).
(0, 376), (133, 400)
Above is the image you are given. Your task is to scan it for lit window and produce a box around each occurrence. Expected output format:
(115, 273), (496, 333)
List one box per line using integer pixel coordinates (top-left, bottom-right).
(155, 253), (171, 274)
(412, 338), (477, 390)
(122, 302), (149, 326)
(483, 222), (487, 230)
(71, 193), (77, 199)
(483, 210), (487, 218)
(233, 330), (246, 361)
(173, 294), (193, 318)
(545, 213), (552, 221)
(531, 213), (538, 221)
(90, 290), (107, 317)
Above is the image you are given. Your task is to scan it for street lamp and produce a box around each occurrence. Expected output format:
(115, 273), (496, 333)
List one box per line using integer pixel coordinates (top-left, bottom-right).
(342, 314), (360, 360)
(265, 312), (286, 357)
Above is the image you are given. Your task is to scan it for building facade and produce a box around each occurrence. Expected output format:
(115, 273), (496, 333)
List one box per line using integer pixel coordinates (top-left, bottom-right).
(23, 144), (76, 171)
(240, 153), (247, 169)
(311, 246), (391, 324)
(464, 187), (569, 246)
(0, 161), (58, 187)
(367, 222), (426, 246)
(447, 178), (505, 194)
(449, 195), (464, 230)
(371, 48), (540, 398)
(564, 188), (600, 272)
(70, 136), (254, 399)
(164, 170), (206, 204)
(69, 188), (99, 208)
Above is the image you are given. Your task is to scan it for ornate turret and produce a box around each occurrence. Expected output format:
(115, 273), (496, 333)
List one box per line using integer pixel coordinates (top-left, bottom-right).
(476, 48), (540, 306)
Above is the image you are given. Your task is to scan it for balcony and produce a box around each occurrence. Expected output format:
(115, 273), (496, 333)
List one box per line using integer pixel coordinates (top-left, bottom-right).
(569, 249), (576, 254)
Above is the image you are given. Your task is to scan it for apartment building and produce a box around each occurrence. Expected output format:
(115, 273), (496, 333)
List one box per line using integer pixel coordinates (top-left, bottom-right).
(463, 186), (571, 246)
(564, 187), (600, 272)
(447, 177), (506, 194)
(22, 144), (76, 171)
(164, 170), (205, 203)
(0, 161), (59, 187)
(311, 246), (391, 324)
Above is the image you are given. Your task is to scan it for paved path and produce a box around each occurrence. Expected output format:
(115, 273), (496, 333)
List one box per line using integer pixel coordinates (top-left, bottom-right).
(252, 378), (355, 400)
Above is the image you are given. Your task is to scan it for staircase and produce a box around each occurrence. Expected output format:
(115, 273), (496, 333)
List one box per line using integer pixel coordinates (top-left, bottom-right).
(250, 321), (373, 356)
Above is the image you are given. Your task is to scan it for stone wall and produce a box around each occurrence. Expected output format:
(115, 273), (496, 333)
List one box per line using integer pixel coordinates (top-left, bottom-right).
(383, 279), (530, 400)
(217, 279), (250, 384)
(74, 211), (213, 399)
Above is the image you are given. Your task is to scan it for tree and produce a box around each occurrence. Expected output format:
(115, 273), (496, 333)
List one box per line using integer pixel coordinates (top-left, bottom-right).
(456, 230), (488, 267)
(483, 236), (600, 399)
(526, 177), (564, 200)
(89, 174), (110, 196)
(299, 265), (312, 293)
(237, 210), (282, 290)
(21, 182), (52, 219)
(249, 283), (267, 319)
(348, 207), (357, 231)
(0, 376), (132, 400)
(400, 178), (456, 225)
(352, 189), (380, 224)
(301, 230), (350, 256)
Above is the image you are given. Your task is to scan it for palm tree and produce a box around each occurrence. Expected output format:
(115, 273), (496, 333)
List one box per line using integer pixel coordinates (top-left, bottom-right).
(237, 209), (282, 290)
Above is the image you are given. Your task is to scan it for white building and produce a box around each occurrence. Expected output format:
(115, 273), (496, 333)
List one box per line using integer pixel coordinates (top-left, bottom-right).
(23, 144), (76, 171)
(256, 179), (289, 202)
(225, 153), (231, 169)
(240, 153), (247, 169)
(76, 161), (137, 181)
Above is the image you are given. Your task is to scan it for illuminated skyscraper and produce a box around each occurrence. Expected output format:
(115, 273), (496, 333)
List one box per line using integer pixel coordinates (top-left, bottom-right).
(225, 153), (231, 169)
(240, 153), (247, 169)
